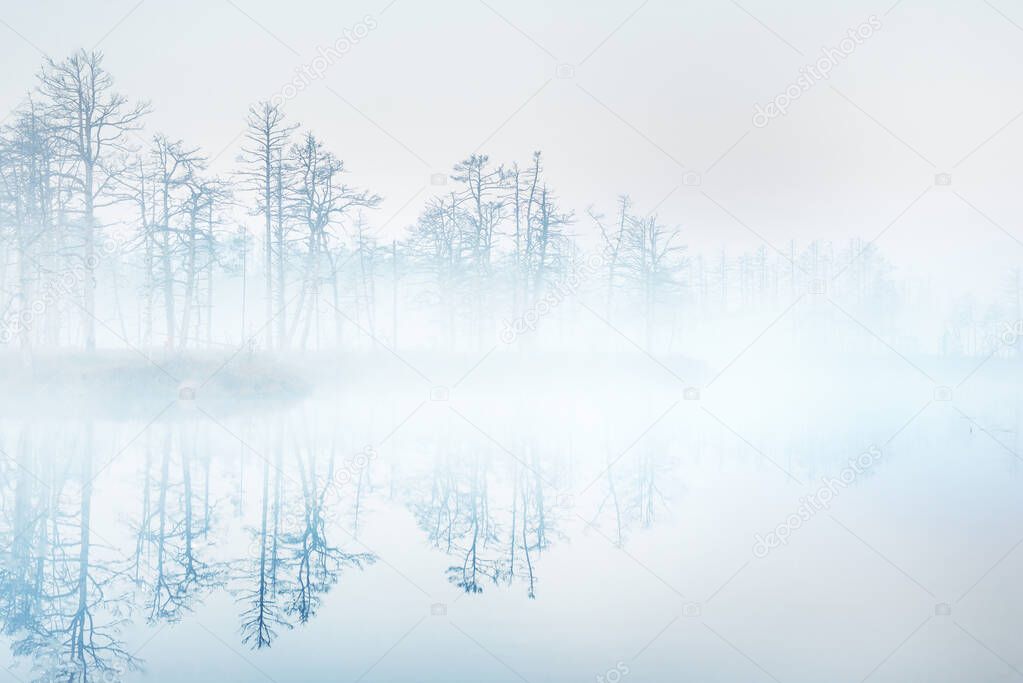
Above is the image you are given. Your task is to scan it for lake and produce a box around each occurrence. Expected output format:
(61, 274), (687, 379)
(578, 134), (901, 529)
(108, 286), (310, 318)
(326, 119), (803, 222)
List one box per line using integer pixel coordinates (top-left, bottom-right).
(0, 353), (1020, 682)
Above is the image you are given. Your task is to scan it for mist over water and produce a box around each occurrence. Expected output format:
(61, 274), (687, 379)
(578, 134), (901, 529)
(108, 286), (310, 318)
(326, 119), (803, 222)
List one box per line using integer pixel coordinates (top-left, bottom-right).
(2, 1), (1023, 681)
(1, 353), (1021, 682)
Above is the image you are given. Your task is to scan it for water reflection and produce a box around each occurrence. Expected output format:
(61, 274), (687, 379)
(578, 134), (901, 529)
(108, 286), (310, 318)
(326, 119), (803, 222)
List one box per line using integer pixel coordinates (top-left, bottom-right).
(404, 445), (570, 598)
(591, 442), (676, 548)
(0, 410), (685, 680)
(1, 426), (140, 682)
(135, 429), (225, 625)
(1, 382), (1019, 681)
(0, 418), (388, 680)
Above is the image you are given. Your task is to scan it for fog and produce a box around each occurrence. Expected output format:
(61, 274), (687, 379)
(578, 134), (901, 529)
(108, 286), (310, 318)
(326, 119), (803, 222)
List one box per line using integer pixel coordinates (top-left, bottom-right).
(1, 2), (1022, 682)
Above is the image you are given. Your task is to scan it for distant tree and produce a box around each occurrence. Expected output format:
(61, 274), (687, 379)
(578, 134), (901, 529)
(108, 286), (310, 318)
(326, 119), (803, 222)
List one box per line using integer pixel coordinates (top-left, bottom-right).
(0, 101), (58, 356)
(588, 195), (631, 319)
(621, 212), (686, 348)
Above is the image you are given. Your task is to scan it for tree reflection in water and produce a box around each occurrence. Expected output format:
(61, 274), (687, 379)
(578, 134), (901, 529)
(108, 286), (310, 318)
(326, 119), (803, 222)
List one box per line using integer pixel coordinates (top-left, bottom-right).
(0, 408), (678, 679)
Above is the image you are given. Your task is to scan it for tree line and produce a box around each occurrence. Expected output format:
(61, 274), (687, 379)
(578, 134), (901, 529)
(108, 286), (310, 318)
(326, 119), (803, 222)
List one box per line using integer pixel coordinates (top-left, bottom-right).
(1, 49), (1016, 358)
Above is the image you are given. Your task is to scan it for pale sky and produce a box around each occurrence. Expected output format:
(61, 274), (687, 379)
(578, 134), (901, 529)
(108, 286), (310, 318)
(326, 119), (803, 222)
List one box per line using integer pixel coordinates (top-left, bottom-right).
(2, 0), (1021, 296)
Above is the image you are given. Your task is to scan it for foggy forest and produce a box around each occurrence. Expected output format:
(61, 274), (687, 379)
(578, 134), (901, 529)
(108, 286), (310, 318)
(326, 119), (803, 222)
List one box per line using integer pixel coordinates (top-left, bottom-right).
(1, 4), (1022, 682)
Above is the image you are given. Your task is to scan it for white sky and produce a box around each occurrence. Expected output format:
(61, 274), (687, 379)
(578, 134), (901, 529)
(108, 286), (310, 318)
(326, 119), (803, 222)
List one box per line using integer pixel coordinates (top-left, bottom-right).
(1, 0), (1022, 296)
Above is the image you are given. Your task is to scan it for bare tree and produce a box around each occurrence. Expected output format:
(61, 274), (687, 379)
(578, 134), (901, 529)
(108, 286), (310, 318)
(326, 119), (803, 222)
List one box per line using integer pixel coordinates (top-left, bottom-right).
(589, 195), (631, 319)
(238, 102), (297, 351)
(37, 50), (148, 350)
(0, 101), (59, 358)
(622, 212), (686, 349)
(285, 132), (379, 350)
(452, 154), (506, 345)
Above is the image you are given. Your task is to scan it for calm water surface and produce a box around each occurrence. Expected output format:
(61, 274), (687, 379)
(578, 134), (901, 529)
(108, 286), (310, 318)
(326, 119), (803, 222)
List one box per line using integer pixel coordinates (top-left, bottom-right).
(1, 366), (1021, 682)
